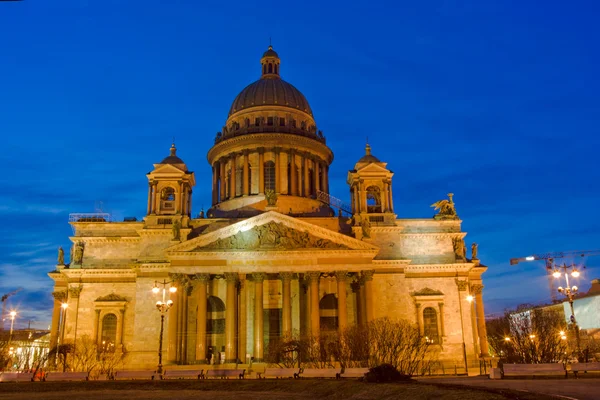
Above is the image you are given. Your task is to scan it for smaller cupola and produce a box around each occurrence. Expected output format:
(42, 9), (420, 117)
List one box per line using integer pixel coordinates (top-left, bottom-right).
(347, 142), (396, 225)
(146, 143), (195, 219)
(260, 45), (280, 79)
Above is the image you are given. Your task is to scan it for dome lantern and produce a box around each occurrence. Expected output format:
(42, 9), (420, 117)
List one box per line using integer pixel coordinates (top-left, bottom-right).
(260, 45), (280, 79)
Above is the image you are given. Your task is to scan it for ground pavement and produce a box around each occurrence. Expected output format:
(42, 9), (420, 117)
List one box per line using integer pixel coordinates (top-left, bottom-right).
(419, 376), (600, 400)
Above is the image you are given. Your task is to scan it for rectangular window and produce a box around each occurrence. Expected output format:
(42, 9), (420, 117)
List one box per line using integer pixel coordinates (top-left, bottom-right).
(279, 118), (286, 126)
(291, 119), (296, 128)
(255, 118), (260, 126)
(267, 117), (274, 126)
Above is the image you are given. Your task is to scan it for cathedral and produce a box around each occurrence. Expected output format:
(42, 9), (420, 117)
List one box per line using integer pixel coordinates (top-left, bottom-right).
(49, 46), (489, 372)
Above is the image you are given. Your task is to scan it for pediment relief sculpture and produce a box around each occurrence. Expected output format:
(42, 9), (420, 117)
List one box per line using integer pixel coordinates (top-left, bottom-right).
(198, 221), (349, 251)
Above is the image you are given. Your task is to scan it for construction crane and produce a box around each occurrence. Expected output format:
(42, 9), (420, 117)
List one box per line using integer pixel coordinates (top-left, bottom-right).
(510, 250), (600, 302)
(1, 288), (23, 331)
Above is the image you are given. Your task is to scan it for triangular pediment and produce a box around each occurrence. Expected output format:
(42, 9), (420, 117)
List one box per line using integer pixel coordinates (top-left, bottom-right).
(355, 162), (392, 174)
(166, 211), (378, 253)
(148, 163), (188, 175)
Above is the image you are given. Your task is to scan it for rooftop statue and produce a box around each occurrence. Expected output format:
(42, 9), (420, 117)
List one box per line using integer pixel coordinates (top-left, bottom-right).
(472, 242), (479, 260)
(172, 220), (181, 241)
(431, 193), (459, 220)
(57, 246), (64, 265)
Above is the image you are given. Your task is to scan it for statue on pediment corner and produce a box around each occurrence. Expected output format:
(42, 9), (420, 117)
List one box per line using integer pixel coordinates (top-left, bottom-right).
(472, 242), (478, 260)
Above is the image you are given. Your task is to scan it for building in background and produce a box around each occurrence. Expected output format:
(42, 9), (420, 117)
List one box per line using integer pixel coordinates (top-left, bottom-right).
(0, 329), (50, 371)
(48, 46), (488, 372)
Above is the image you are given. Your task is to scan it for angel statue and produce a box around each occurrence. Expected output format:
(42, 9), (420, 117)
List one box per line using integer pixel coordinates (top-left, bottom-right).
(431, 193), (458, 220)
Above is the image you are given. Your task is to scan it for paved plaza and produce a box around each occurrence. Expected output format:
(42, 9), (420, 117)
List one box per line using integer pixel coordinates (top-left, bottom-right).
(420, 376), (600, 400)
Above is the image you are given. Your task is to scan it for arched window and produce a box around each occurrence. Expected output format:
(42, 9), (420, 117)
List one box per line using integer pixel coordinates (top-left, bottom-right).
(263, 65), (267, 74)
(366, 186), (382, 213)
(207, 296), (225, 335)
(423, 307), (439, 344)
(274, 64), (278, 74)
(161, 187), (176, 210)
(264, 161), (275, 192)
(268, 63), (273, 73)
(319, 294), (338, 330)
(101, 313), (117, 352)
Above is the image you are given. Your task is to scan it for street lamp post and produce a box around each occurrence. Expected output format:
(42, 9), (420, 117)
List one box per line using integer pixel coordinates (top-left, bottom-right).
(8, 311), (16, 345)
(152, 279), (177, 374)
(553, 263), (581, 359)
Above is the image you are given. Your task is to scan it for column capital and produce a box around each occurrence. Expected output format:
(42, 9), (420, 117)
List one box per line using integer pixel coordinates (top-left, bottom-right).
(171, 273), (191, 288)
(279, 272), (294, 282)
(68, 285), (83, 298)
(350, 281), (361, 293)
(252, 272), (266, 283)
(306, 271), (321, 282)
(470, 284), (484, 295)
(257, 147), (265, 154)
(224, 272), (238, 283)
(52, 290), (67, 302)
(361, 270), (374, 282)
(335, 271), (349, 282)
(455, 278), (469, 291)
(195, 273), (211, 282)
(415, 302), (422, 309)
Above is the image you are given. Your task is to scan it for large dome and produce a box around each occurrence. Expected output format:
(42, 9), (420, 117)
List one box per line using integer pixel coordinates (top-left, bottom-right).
(215, 46), (324, 145)
(228, 78), (312, 116)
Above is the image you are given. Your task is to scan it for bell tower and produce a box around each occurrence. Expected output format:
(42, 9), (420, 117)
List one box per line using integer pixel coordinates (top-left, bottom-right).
(146, 143), (195, 225)
(347, 143), (395, 226)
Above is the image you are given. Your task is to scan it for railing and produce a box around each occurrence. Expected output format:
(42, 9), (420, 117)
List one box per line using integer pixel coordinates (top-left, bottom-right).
(316, 190), (352, 215)
(215, 126), (326, 144)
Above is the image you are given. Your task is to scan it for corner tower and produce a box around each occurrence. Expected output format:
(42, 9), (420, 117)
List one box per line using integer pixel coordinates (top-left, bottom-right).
(146, 143), (195, 225)
(207, 46), (334, 218)
(347, 143), (396, 225)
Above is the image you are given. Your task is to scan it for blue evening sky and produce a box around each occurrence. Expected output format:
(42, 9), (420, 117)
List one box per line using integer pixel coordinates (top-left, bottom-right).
(1, 1), (599, 329)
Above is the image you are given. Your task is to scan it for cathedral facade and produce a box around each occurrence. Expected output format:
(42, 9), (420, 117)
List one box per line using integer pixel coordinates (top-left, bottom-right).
(49, 46), (489, 372)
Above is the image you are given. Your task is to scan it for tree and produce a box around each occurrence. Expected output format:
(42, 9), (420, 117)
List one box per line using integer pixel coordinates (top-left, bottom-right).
(487, 305), (568, 364)
(265, 318), (437, 376)
(366, 318), (435, 375)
